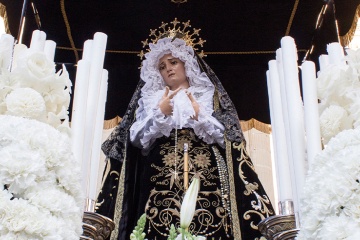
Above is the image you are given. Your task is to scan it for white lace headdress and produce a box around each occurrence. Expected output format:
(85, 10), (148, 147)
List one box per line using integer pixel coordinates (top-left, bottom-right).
(140, 37), (214, 96)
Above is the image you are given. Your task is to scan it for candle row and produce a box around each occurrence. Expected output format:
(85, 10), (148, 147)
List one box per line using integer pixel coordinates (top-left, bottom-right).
(266, 36), (323, 220)
(71, 32), (108, 211)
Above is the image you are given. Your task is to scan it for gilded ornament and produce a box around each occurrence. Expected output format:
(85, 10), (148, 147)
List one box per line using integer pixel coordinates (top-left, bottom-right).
(139, 18), (206, 59)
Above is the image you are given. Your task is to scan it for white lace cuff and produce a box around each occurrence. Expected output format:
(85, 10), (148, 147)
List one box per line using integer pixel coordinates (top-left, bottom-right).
(188, 110), (225, 147)
(130, 108), (173, 149)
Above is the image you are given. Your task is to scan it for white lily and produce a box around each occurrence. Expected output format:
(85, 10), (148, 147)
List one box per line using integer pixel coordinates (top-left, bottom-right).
(180, 177), (200, 229)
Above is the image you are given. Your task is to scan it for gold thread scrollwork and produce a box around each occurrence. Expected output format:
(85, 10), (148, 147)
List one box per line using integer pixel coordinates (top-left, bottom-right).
(233, 141), (274, 231)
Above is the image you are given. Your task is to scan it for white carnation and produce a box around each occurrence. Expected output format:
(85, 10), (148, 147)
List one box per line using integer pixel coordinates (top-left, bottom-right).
(319, 105), (352, 143)
(5, 87), (46, 120)
(0, 143), (46, 194)
(299, 128), (360, 239)
(0, 115), (83, 239)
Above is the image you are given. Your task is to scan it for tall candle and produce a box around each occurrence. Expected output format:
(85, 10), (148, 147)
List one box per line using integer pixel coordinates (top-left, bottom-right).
(0, 34), (15, 70)
(71, 60), (91, 193)
(83, 32), (107, 201)
(88, 69), (108, 202)
(82, 39), (93, 61)
(44, 40), (56, 62)
(318, 54), (329, 72)
(281, 36), (307, 220)
(301, 61), (322, 166)
(268, 60), (293, 202)
(11, 44), (27, 70)
(276, 48), (297, 207)
(327, 42), (345, 66)
(266, 70), (280, 204)
(29, 30), (46, 52)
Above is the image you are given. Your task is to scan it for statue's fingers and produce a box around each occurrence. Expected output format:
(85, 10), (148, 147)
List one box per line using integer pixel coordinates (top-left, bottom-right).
(169, 87), (182, 99)
(186, 91), (196, 103)
(163, 86), (170, 98)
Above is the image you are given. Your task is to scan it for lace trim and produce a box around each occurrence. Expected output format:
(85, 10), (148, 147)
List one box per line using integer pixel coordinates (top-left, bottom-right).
(130, 87), (225, 150)
(140, 38), (214, 98)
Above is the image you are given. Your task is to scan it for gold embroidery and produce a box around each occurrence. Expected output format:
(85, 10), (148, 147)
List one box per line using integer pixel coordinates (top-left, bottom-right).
(145, 131), (230, 237)
(225, 139), (242, 240)
(233, 141), (274, 231)
(110, 142), (127, 240)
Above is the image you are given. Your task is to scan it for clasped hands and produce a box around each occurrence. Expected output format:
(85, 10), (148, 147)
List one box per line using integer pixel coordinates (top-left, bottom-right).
(159, 86), (199, 120)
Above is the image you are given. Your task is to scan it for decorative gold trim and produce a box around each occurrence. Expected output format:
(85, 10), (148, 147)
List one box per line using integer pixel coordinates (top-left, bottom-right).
(225, 138), (242, 239)
(82, 223), (97, 239)
(0, 3), (10, 34)
(240, 118), (271, 134)
(139, 18), (206, 59)
(258, 214), (297, 240)
(60, 0), (79, 62)
(340, 4), (360, 46)
(110, 144), (127, 240)
(285, 0), (300, 36)
(104, 116), (122, 129)
(83, 211), (115, 239)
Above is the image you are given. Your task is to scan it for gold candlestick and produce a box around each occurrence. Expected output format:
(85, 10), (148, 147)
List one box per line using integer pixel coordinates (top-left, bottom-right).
(184, 143), (189, 190)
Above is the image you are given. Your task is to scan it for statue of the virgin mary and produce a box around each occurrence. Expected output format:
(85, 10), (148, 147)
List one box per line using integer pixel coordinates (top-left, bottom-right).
(96, 19), (274, 240)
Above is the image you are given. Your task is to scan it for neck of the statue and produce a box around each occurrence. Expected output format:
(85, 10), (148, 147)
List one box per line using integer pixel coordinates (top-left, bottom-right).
(169, 82), (190, 91)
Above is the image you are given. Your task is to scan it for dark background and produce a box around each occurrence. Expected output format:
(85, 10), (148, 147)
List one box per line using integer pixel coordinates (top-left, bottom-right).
(1, 0), (359, 123)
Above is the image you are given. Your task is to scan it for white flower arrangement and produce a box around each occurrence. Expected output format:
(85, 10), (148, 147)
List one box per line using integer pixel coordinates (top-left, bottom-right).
(297, 128), (360, 239)
(0, 115), (84, 239)
(0, 34), (83, 239)
(0, 44), (72, 135)
(298, 48), (360, 239)
(316, 49), (360, 143)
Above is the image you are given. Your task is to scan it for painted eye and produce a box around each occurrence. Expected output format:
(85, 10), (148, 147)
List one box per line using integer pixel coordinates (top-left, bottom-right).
(171, 61), (177, 65)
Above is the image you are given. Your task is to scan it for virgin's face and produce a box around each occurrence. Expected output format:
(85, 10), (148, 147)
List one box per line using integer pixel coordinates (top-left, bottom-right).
(158, 53), (189, 90)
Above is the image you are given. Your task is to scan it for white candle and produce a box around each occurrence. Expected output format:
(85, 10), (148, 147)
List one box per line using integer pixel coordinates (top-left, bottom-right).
(318, 54), (329, 72)
(82, 39), (93, 61)
(0, 34), (14, 70)
(327, 42), (345, 66)
(29, 30), (46, 52)
(11, 43), (27, 70)
(276, 49), (292, 159)
(83, 32), (107, 201)
(44, 40), (56, 62)
(266, 70), (280, 208)
(71, 60), (91, 193)
(301, 61), (322, 166)
(268, 60), (293, 202)
(281, 36), (307, 220)
(88, 69), (108, 201)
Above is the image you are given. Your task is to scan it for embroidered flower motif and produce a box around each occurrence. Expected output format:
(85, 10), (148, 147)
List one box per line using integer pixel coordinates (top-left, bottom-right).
(193, 153), (211, 168)
(162, 152), (179, 167)
(177, 137), (193, 152)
